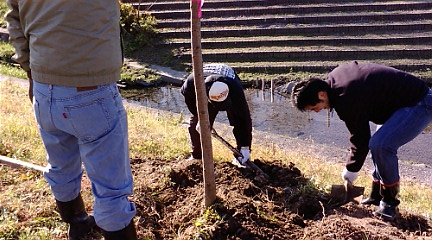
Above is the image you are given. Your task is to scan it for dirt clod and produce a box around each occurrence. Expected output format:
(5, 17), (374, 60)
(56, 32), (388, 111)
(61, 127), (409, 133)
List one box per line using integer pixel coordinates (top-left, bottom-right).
(130, 158), (432, 239)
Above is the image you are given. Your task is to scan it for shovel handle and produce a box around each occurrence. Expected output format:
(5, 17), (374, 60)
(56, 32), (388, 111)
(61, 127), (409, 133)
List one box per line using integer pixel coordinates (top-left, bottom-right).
(211, 129), (269, 179)
(211, 129), (242, 157)
(0, 155), (46, 173)
(344, 180), (353, 190)
(245, 160), (270, 179)
(343, 180), (353, 203)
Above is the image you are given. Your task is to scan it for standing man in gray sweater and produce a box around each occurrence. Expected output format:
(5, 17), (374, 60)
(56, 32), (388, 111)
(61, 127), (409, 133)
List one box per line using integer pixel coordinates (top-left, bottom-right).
(5, 1), (137, 239)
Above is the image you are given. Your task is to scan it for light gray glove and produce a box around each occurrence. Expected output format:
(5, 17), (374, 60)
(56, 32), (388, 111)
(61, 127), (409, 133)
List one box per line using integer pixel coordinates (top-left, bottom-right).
(196, 121), (211, 133)
(341, 167), (358, 183)
(195, 121), (200, 133)
(237, 146), (250, 165)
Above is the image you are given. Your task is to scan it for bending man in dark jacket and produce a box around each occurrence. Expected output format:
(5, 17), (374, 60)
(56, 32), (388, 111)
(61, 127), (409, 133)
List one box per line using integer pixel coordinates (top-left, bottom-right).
(181, 63), (253, 165)
(291, 61), (432, 221)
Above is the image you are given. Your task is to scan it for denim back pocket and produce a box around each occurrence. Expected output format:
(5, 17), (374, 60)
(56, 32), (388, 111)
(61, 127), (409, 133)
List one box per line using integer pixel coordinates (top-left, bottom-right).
(64, 98), (110, 143)
(110, 84), (127, 116)
(33, 91), (56, 131)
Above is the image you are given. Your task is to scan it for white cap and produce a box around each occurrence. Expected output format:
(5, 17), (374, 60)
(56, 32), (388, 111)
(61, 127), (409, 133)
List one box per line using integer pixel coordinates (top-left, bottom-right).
(208, 82), (229, 102)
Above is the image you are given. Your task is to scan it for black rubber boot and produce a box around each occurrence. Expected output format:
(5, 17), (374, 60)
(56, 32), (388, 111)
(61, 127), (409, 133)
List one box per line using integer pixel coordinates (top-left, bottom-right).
(373, 183), (400, 221)
(56, 194), (96, 240)
(361, 181), (382, 206)
(102, 220), (137, 240)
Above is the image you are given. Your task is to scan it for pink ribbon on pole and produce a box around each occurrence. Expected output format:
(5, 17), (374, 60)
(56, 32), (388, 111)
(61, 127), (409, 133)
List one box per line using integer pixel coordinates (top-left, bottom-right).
(192, 0), (204, 18)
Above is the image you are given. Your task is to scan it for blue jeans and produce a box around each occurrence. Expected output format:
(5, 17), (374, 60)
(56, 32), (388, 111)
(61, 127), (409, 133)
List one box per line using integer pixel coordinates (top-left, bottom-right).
(32, 81), (136, 231)
(369, 89), (432, 185)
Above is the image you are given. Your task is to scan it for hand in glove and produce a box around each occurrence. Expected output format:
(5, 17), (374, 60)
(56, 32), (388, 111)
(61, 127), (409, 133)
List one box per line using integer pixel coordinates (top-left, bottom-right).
(341, 167), (358, 183)
(195, 121), (200, 133)
(237, 146), (250, 165)
(195, 121), (210, 133)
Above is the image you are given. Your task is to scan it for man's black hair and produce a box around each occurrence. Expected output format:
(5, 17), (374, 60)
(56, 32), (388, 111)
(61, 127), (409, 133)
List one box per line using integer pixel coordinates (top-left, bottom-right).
(291, 77), (330, 111)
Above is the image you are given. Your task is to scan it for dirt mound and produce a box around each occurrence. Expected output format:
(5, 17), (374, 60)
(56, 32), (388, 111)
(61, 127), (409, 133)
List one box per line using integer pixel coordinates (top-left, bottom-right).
(130, 158), (432, 239)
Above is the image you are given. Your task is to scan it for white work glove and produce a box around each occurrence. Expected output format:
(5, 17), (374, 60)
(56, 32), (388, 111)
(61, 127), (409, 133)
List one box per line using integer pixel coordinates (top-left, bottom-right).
(237, 146), (250, 165)
(196, 121), (211, 133)
(341, 168), (358, 183)
(195, 121), (200, 133)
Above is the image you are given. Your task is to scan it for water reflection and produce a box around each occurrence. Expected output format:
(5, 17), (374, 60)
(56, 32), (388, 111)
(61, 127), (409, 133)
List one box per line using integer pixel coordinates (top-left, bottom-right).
(121, 86), (386, 145)
(122, 87), (186, 113)
(121, 86), (432, 167)
(122, 86), (313, 138)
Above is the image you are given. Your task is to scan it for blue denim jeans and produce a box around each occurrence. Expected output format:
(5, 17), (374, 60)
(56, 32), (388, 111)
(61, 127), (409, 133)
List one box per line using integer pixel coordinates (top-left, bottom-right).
(369, 89), (432, 185)
(32, 81), (136, 231)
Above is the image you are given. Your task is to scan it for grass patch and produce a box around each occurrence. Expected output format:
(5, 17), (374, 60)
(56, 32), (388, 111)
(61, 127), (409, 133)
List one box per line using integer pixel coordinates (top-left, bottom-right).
(237, 71), (326, 83)
(120, 63), (163, 85)
(0, 1), (7, 28)
(0, 62), (27, 79)
(0, 79), (45, 161)
(0, 41), (15, 63)
(125, 42), (190, 72)
(0, 42), (28, 79)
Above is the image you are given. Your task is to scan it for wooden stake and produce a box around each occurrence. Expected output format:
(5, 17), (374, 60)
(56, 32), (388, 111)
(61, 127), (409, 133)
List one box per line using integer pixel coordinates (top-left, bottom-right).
(190, 0), (216, 207)
(270, 79), (274, 103)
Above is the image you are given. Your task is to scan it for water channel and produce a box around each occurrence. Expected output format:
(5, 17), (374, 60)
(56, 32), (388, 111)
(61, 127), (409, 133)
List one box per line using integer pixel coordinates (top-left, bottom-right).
(122, 86), (432, 187)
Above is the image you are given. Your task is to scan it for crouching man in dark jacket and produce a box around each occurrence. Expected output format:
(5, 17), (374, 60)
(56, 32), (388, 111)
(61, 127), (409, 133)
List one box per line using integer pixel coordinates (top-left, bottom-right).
(181, 63), (253, 165)
(291, 61), (432, 221)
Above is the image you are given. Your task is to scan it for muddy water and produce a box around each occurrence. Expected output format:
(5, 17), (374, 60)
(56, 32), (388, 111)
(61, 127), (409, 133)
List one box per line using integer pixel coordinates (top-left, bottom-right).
(123, 86), (432, 186)
(123, 86), (311, 137)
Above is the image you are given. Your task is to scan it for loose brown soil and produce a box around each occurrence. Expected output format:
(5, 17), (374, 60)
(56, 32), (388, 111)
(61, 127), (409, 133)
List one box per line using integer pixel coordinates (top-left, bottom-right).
(129, 157), (432, 240)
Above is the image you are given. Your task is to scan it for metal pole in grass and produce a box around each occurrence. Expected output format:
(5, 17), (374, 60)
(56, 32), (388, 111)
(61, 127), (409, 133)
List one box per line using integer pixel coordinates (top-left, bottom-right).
(190, 0), (216, 207)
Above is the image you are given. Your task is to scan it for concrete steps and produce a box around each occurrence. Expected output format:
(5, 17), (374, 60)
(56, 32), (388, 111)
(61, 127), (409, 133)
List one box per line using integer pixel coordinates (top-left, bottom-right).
(127, 0), (432, 75)
(148, 3), (432, 20)
(156, 11), (432, 28)
(230, 60), (432, 73)
(159, 22), (432, 38)
(167, 35), (432, 49)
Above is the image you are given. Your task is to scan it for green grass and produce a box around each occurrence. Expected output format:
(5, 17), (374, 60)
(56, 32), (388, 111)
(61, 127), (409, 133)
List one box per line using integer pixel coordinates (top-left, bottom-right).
(0, 42), (27, 79)
(0, 41), (15, 61)
(0, 1), (7, 28)
(0, 63), (27, 79)
(120, 63), (163, 85)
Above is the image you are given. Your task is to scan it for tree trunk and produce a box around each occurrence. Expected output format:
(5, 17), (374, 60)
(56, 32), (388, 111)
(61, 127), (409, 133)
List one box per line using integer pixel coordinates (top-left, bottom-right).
(190, 0), (216, 207)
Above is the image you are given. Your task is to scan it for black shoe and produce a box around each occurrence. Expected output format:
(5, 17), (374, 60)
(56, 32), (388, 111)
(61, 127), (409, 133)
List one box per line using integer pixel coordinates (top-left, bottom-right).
(69, 215), (96, 240)
(361, 181), (381, 206)
(56, 194), (96, 240)
(102, 220), (137, 240)
(373, 201), (398, 221)
(361, 197), (381, 206)
(373, 183), (400, 221)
